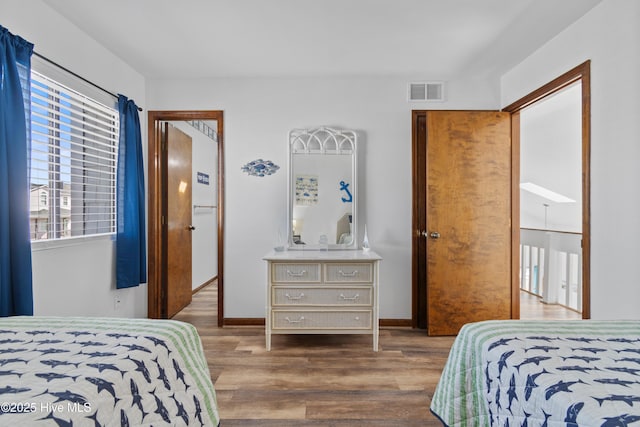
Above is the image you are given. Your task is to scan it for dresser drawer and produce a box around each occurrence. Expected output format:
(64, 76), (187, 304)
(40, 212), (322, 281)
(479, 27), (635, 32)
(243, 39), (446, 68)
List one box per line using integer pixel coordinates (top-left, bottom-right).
(325, 263), (373, 283)
(272, 263), (321, 283)
(272, 310), (372, 330)
(272, 286), (372, 306)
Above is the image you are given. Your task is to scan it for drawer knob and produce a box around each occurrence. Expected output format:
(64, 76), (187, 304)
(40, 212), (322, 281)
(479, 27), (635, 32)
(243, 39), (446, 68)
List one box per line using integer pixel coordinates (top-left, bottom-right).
(338, 270), (359, 277)
(284, 316), (305, 324)
(286, 270), (307, 277)
(339, 293), (360, 301)
(285, 293), (305, 300)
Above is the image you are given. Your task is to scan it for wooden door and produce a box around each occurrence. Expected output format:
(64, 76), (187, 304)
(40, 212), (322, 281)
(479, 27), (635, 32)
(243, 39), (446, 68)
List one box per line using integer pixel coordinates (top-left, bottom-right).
(423, 111), (512, 336)
(163, 123), (193, 317)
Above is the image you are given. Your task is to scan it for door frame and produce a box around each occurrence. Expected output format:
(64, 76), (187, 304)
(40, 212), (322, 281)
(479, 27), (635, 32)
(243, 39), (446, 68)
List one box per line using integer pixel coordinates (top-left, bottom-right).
(411, 111), (428, 329)
(503, 60), (591, 319)
(147, 110), (225, 326)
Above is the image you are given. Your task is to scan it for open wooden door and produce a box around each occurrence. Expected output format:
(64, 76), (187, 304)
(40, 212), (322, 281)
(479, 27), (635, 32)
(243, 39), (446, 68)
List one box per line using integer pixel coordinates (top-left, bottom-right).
(163, 123), (194, 317)
(414, 110), (512, 336)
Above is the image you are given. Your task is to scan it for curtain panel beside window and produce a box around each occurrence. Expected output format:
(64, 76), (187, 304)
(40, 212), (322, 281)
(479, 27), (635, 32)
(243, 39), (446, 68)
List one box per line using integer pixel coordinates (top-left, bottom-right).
(116, 95), (146, 289)
(0, 25), (34, 316)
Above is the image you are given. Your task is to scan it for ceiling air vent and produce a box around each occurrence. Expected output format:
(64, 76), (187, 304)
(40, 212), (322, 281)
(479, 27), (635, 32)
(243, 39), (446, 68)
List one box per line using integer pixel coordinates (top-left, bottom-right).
(408, 81), (444, 102)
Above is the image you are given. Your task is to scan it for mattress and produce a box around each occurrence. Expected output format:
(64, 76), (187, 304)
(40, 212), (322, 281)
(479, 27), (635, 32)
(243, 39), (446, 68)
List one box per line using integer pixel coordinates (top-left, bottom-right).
(430, 320), (640, 426)
(0, 316), (219, 426)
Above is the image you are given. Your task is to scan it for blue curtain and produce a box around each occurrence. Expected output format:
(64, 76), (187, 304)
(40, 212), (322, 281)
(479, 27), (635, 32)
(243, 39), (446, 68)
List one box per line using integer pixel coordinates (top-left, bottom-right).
(0, 26), (34, 316)
(116, 95), (146, 289)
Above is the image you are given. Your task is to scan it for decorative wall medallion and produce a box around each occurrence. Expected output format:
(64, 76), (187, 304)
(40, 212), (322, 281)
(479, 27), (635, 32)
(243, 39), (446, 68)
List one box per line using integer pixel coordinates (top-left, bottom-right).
(241, 159), (280, 177)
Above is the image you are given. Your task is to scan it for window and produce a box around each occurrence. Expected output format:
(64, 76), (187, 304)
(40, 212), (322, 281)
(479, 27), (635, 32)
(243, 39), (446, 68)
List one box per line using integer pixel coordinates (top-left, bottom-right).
(29, 70), (119, 241)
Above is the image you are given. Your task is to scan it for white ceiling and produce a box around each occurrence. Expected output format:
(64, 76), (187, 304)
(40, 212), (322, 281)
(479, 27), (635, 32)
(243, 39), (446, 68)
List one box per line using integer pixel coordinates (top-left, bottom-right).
(43, 0), (601, 79)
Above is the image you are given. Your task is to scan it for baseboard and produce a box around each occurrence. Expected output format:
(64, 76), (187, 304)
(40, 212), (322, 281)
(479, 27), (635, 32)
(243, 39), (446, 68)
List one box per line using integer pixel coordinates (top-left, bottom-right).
(222, 318), (412, 327)
(193, 276), (217, 295)
(224, 318), (265, 326)
(380, 319), (412, 327)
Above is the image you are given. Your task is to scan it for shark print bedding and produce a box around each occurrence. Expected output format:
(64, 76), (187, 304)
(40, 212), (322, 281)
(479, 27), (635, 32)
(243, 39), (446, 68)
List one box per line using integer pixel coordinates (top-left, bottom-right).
(0, 316), (219, 426)
(430, 320), (640, 427)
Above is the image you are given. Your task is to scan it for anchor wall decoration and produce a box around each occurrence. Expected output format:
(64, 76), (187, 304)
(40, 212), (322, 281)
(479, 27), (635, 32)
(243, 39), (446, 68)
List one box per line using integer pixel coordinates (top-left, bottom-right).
(339, 180), (352, 203)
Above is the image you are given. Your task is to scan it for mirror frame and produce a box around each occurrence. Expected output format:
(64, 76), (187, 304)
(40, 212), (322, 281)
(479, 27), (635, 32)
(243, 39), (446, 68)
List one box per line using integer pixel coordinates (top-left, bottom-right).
(287, 126), (358, 250)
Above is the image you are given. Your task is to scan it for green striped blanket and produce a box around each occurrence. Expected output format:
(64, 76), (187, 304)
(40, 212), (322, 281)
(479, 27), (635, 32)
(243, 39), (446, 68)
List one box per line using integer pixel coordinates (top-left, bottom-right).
(430, 320), (640, 426)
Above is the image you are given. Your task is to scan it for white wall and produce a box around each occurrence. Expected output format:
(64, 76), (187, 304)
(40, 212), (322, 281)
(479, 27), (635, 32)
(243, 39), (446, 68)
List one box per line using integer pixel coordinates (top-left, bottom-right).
(3, 0), (148, 317)
(14, 0), (625, 322)
(170, 122), (218, 290)
(146, 76), (499, 319)
(502, 0), (640, 319)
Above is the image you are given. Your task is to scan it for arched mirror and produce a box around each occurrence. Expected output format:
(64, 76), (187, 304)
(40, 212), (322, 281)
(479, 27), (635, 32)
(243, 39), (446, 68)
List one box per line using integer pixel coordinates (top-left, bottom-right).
(287, 127), (358, 250)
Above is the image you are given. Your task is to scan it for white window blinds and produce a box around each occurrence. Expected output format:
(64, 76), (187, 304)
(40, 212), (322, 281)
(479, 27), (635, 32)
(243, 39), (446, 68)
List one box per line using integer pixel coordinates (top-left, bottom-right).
(29, 70), (119, 241)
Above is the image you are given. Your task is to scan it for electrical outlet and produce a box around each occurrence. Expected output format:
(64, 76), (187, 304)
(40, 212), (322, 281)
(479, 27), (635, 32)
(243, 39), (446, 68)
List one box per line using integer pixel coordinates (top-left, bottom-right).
(114, 295), (122, 310)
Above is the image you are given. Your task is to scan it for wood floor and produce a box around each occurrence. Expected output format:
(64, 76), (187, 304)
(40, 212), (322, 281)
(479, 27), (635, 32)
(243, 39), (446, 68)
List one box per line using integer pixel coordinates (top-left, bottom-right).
(173, 284), (580, 426)
(519, 290), (582, 320)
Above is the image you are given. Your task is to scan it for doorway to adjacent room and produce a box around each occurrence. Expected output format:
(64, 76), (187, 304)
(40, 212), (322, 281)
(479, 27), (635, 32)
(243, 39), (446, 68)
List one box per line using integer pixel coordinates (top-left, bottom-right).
(147, 110), (225, 326)
(504, 61), (591, 320)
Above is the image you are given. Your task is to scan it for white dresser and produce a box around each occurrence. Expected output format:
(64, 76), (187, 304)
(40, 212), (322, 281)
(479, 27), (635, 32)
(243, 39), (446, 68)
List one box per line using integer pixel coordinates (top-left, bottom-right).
(264, 250), (382, 351)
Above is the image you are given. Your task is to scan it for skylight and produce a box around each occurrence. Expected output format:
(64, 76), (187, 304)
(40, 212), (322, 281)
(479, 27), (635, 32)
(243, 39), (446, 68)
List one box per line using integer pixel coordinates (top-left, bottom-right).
(519, 182), (575, 203)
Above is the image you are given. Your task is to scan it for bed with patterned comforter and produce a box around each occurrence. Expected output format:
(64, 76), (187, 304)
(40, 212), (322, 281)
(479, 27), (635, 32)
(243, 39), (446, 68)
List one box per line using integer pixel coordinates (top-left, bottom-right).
(431, 320), (640, 427)
(0, 316), (219, 426)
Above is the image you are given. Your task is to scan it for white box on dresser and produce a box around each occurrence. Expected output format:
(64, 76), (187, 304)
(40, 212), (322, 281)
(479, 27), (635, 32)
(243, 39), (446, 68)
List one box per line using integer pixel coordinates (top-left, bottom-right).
(263, 250), (382, 351)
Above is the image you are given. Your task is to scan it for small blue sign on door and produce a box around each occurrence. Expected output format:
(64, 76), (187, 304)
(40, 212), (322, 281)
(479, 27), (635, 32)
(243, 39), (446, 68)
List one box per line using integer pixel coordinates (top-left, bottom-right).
(197, 172), (210, 185)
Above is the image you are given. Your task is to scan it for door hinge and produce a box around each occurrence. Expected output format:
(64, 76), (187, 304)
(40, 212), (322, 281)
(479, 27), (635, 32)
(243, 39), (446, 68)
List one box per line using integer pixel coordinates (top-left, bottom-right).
(161, 215), (166, 226)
